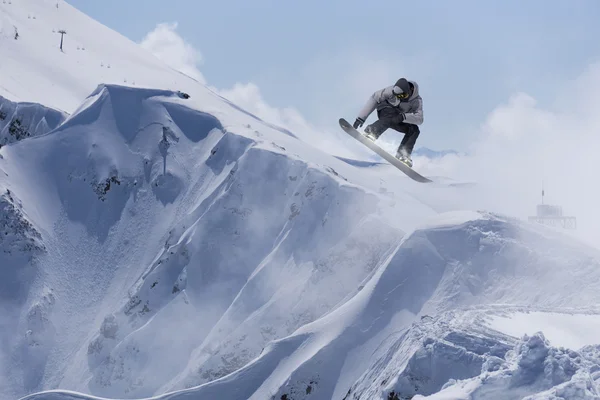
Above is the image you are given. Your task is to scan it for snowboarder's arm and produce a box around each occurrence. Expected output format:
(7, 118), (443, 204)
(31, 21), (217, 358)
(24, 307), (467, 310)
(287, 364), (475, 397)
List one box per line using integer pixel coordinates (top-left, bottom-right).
(403, 97), (423, 125)
(356, 98), (376, 122)
(356, 87), (393, 121)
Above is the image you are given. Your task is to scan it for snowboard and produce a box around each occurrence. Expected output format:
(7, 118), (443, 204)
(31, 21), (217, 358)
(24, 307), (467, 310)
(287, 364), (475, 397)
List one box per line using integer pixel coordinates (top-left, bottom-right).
(338, 118), (432, 183)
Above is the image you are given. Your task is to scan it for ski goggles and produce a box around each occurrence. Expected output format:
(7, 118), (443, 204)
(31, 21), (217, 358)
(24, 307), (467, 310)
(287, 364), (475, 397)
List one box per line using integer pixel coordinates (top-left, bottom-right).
(395, 91), (409, 100)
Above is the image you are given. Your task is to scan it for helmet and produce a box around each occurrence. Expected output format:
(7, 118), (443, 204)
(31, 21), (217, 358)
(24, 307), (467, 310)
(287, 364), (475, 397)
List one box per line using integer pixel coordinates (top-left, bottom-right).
(393, 78), (411, 100)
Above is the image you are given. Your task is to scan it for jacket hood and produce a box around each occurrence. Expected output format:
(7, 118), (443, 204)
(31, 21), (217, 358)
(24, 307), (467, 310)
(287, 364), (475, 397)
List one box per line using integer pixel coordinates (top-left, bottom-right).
(408, 80), (420, 100)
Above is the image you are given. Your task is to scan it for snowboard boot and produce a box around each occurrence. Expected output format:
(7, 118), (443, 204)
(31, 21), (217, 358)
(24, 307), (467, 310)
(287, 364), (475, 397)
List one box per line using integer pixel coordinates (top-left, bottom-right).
(396, 148), (413, 168)
(363, 125), (378, 141)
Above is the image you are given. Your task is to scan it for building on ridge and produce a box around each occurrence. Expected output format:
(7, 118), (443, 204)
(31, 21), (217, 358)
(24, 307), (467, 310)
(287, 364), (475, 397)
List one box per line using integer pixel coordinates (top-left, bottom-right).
(528, 183), (576, 229)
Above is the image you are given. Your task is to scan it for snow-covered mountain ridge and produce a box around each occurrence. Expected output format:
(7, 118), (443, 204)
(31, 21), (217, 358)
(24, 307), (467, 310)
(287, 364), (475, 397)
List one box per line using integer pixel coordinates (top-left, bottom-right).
(16, 209), (600, 400)
(0, 81), (422, 399)
(2, 1), (600, 400)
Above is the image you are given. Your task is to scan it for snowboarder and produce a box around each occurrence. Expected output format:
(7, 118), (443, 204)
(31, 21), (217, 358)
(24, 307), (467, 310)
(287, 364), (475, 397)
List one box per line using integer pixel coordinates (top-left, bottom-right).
(352, 78), (423, 167)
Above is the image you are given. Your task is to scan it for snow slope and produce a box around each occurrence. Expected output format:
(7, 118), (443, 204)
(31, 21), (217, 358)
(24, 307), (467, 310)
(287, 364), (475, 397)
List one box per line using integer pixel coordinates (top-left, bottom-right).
(0, 82), (425, 399)
(3, 1), (600, 400)
(0, 0), (190, 113)
(18, 211), (600, 400)
(0, 95), (67, 147)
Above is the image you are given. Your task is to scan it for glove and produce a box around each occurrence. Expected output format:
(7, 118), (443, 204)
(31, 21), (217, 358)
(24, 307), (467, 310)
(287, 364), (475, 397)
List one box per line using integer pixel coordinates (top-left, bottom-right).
(353, 117), (365, 129)
(395, 113), (405, 123)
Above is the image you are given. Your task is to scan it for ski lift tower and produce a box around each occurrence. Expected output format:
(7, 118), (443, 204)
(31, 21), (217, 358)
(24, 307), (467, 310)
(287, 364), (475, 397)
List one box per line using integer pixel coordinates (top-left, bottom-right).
(528, 183), (576, 229)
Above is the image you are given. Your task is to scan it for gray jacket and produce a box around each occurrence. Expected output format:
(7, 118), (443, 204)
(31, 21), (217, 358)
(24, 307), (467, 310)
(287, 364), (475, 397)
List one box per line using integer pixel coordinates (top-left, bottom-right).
(357, 80), (423, 125)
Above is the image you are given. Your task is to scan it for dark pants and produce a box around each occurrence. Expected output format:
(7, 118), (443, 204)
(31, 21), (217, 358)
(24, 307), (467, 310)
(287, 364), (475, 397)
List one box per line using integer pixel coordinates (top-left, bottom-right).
(367, 107), (420, 155)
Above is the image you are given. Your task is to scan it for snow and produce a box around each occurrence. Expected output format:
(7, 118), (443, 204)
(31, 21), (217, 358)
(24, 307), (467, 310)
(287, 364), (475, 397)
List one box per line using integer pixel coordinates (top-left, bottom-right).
(488, 312), (600, 351)
(411, 331), (600, 400)
(2, 1), (600, 400)
(0, 0), (182, 113)
(0, 95), (67, 147)
(415, 209), (486, 230)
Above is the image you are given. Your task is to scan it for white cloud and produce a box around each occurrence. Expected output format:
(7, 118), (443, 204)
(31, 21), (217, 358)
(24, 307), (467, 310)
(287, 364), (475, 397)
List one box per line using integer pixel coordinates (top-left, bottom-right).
(139, 21), (309, 132)
(214, 81), (364, 158)
(140, 22), (206, 84)
(139, 22), (363, 158)
(217, 82), (309, 133)
(427, 62), (600, 246)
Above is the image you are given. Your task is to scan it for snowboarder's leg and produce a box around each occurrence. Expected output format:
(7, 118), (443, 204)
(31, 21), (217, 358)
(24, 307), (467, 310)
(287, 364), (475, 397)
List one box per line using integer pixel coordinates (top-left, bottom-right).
(393, 123), (420, 168)
(364, 108), (401, 140)
(398, 123), (420, 154)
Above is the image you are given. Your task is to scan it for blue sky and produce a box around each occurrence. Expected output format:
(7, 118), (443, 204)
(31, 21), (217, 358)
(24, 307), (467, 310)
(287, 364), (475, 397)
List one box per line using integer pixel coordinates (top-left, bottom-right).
(66, 0), (600, 151)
